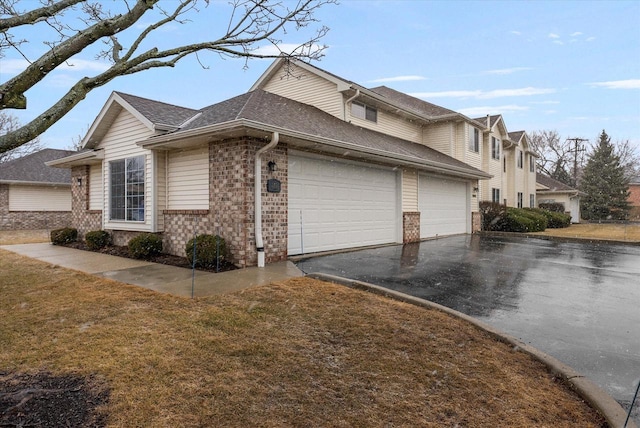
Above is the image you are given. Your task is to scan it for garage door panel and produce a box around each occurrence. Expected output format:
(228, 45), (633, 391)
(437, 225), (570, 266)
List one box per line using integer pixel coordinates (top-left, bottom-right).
(419, 175), (468, 238)
(288, 153), (398, 255)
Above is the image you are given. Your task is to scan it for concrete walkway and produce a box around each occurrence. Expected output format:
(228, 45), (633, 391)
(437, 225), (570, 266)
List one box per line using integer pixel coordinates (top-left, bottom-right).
(0, 243), (304, 298)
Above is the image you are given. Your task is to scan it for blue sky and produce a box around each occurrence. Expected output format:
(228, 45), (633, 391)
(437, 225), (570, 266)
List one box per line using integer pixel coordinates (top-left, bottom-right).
(2, 0), (639, 151)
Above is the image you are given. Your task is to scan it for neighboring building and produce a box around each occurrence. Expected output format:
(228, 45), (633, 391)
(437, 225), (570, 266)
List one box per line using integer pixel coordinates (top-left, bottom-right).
(628, 175), (640, 221)
(536, 174), (584, 223)
(0, 149), (75, 230)
(49, 57), (536, 267)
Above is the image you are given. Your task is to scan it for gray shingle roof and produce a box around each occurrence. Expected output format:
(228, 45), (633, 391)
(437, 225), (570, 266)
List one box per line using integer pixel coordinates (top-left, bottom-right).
(537, 174), (577, 192)
(116, 92), (199, 128)
(472, 115), (501, 129)
(368, 86), (459, 118)
(0, 149), (76, 184)
(508, 131), (525, 142)
(179, 90), (486, 176)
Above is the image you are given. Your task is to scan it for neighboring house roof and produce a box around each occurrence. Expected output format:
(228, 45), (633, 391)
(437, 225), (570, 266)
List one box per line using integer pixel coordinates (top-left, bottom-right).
(143, 89), (491, 180)
(536, 174), (584, 196)
(0, 149), (75, 185)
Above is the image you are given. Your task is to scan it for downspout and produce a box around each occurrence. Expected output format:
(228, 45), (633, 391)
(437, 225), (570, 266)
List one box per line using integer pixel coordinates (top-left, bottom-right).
(344, 89), (360, 121)
(254, 132), (279, 268)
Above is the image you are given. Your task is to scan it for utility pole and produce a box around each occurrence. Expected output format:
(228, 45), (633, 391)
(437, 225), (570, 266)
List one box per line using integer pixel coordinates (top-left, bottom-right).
(565, 137), (588, 187)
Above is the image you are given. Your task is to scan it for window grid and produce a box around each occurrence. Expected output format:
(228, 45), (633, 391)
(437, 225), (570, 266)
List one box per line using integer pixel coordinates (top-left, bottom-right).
(351, 101), (377, 123)
(517, 192), (524, 208)
(110, 155), (145, 222)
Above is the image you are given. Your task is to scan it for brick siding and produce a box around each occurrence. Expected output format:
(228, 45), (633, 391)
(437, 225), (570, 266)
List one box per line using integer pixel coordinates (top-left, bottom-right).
(402, 212), (420, 243)
(471, 211), (482, 233)
(0, 183), (71, 230)
(71, 166), (101, 238)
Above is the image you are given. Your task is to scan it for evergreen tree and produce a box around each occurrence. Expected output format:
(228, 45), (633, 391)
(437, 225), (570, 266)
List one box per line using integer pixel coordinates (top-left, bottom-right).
(550, 160), (573, 187)
(580, 130), (631, 220)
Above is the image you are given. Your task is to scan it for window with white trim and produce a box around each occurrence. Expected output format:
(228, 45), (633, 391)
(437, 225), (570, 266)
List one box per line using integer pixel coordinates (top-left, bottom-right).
(491, 188), (500, 203)
(110, 155), (145, 222)
(517, 150), (523, 169)
(530, 194), (535, 208)
(468, 126), (479, 152)
(351, 101), (377, 122)
(517, 192), (523, 208)
(529, 155), (535, 172)
(491, 137), (500, 160)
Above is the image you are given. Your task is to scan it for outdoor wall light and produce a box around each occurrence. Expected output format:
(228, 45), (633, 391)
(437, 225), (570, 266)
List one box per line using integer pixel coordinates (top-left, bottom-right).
(76, 177), (82, 186)
(473, 186), (479, 193)
(268, 161), (277, 172)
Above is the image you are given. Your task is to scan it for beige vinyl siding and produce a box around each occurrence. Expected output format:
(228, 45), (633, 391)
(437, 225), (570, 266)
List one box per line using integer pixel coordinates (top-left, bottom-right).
(167, 146), (209, 210)
(402, 169), (418, 211)
(349, 108), (422, 143)
(423, 123), (453, 156)
(9, 185), (71, 211)
(514, 148), (525, 205)
(262, 64), (344, 119)
(96, 108), (154, 232)
(155, 151), (166, 231)
(89, 164), (102, 211)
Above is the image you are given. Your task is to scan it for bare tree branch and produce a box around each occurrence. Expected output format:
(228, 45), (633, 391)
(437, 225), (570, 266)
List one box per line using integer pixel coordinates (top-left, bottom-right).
(0, 0), (84, 31)
(0, 0), (335, 153)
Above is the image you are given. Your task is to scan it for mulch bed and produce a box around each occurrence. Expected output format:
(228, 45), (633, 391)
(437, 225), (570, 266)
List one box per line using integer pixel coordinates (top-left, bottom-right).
(0, 371), (109, 427)
(64, 242), (237, 273)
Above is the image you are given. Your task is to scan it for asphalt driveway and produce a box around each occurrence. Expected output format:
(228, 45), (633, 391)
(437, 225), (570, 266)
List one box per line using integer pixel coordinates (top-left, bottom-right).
(295, 234), (640, 423)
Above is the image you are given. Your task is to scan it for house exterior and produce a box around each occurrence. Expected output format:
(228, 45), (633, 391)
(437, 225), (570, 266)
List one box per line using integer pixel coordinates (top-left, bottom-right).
(536, 174), (583, 223)
(0, 149), (75, 230)
(49, 57), (536, 267)
(628, 175), (640, 221)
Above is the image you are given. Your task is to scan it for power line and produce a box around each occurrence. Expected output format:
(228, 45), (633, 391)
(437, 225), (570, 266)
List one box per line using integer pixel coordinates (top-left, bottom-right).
(566, 137), (588, 186)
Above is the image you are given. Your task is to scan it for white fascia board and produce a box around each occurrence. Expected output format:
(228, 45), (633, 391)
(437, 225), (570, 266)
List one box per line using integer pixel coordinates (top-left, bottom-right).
(45, 149), (104, 168)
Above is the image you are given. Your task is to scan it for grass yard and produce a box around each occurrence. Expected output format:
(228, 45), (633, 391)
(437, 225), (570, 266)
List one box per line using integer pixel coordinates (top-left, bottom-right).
(0, 248), (604, 427)
(533, 222), (640, 242)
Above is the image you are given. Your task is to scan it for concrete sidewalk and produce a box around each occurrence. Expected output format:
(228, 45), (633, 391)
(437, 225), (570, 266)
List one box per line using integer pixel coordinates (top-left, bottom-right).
(0, 243), (304, 298)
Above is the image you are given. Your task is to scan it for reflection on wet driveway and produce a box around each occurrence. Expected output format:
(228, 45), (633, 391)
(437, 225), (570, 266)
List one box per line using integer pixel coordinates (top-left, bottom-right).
(295, 235), (640, 422)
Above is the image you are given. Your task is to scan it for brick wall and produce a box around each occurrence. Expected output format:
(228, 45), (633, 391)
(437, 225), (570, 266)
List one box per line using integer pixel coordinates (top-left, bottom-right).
(628, 184), (640, 206)
(402, 212), (420, 243)
(471, 211), (482, 233)
(160, 138), (288, 267)
(71, 166), (102, 238)
(0, 183), (71, 230)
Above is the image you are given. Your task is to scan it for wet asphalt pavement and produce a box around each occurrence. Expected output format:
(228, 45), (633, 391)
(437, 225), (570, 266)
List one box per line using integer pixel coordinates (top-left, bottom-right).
(295, 234), (640, 423)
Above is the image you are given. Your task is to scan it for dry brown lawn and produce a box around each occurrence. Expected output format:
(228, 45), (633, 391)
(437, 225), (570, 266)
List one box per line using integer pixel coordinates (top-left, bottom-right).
(533, 223), (640, 242)
(0, 247), (604, 427)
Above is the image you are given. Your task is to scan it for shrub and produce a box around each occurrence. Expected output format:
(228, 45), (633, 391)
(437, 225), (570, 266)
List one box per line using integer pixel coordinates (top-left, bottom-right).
(128, 233), (163, 259)
(539, 202), (565, 213)
(185, 234), (227, 268)
(502, 210), (536, 233)
(479, 201), (507, 231)
(545, 210), (571, 228)
(50, 227), (78, 245)
(520, 208), (548, 232)
(85, 230), (111, 250)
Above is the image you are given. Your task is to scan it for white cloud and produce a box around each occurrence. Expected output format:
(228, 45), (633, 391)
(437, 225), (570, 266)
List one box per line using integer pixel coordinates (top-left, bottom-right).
(589, 79), (640, 89)
(510, 30), (522, 36)
(530, 100), (560, 105)
(0, 57), (110, 75)
(571, 32), (583, 37)
(586, 37), (596, 42)
(544, 110), (557, 115)
(484, 67), (531, 75)
(410, 86), (555, 100)
(548, 33), (560, 39)
(553, 40), (564, 45)
(368, 75), (427, 83)
(457, 105), (529, 117)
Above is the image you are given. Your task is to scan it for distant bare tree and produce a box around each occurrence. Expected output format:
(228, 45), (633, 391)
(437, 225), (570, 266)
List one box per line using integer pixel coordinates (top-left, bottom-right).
(0, 0), (336, 154)
(614, 139), (640, 180)
(0, 111), (43, 163)
(529, 130), (578, 185)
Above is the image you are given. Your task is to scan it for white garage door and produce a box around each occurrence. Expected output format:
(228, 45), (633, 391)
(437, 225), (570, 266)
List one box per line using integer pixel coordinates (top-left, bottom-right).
(419, 175), (469, 238)
(288, 153), (398, 255)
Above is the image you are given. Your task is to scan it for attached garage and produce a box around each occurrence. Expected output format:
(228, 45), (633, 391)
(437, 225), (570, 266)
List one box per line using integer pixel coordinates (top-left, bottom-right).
(419, 174), (469, 238)
(288, 152), (399, 255)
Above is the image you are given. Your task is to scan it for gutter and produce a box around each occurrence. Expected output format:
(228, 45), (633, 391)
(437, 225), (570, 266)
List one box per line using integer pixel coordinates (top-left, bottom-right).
(254, 132), (279, 268)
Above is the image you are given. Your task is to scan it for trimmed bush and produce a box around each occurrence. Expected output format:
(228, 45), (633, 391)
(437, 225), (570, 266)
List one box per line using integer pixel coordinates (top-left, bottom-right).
(502, 210), (535, 233)
(539, 202), (566, 213)
(128, 233), (163, 259)
(479, 201), (507, 231)
(520, 208), (548, 232)
(545, 210), (571, 228)
(85, 230), (111, 250)
(185, 234), (227, 268)
(50, 227), (78, 245)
